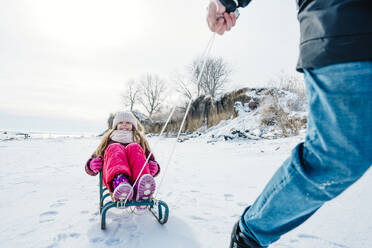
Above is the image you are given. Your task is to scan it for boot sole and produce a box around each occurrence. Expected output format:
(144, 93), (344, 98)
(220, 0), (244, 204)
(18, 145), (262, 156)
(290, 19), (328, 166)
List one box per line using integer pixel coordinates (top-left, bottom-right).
(136, 174), (156, 210)
(113, 183), (133, 202)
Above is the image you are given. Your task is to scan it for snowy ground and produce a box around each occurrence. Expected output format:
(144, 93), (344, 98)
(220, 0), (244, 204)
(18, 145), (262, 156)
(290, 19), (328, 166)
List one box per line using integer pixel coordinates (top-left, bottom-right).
(0, 136), (371, 248)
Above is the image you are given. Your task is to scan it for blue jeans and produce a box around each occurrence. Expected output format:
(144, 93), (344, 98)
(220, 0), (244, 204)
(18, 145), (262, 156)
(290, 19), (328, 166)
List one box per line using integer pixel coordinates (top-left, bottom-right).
(240, 61), (372, 246)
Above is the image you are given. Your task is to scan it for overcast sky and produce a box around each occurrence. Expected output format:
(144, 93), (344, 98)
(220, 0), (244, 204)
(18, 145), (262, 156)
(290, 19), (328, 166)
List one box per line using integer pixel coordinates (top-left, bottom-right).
(0, 0), (300, 133)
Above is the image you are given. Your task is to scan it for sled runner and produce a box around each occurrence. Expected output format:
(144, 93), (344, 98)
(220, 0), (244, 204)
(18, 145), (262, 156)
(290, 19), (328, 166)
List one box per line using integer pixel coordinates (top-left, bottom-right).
(99, 171), (169, 230)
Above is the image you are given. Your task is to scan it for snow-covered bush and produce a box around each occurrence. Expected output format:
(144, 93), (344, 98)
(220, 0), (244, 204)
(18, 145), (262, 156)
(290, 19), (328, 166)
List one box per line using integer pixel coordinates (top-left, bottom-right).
(260, 89), (307, 137)
(192, 87), (308, 142)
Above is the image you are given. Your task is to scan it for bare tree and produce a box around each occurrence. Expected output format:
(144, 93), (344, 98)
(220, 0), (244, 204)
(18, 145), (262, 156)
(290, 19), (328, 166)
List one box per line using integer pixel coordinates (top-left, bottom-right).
(138, 74), (166, 118)
(267, 71), (306, 97)
(122, 79), (140, 112)
(171, 71), (194, 102)
(190, 56), (231, 98)
(189, 60), (203, 97)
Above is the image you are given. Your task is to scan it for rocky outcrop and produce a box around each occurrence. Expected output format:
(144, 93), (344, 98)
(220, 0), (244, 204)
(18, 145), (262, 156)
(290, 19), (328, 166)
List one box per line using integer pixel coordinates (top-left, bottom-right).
(183, 88), (261, 131)
(139, 88), (266, 134)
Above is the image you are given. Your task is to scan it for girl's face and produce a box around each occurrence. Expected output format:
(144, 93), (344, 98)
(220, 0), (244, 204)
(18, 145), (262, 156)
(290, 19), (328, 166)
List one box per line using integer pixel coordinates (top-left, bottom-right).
(117, 121), (133, 131)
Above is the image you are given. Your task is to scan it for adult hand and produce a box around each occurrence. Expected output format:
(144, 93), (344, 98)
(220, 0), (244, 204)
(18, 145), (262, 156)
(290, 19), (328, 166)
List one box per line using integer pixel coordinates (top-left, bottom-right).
(90, 156), (103, 173)
(207, 0), (237, 35)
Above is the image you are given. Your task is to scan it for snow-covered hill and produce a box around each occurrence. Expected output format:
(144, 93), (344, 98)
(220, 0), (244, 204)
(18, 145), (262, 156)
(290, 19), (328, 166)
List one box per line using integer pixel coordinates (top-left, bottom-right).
(179, 88), (307, 143)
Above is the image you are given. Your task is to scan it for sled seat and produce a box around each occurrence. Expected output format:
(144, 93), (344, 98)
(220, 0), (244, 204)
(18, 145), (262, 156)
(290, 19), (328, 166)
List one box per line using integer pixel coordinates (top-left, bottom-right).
(99, 171), (169, 229)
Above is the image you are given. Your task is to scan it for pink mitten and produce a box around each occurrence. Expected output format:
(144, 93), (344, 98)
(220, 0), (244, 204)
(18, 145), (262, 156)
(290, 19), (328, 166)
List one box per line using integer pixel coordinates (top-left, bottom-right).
(148, 160), (159, 177)
(90, 156), (103, 173)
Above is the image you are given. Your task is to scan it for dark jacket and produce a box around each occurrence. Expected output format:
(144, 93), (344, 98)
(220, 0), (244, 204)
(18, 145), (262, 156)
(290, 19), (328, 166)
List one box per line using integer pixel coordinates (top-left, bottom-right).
(220, 0), (372, 71)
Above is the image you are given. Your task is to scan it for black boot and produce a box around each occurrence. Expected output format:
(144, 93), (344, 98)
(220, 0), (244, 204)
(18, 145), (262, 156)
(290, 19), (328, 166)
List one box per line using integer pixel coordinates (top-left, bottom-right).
(229, 220), (265, 248)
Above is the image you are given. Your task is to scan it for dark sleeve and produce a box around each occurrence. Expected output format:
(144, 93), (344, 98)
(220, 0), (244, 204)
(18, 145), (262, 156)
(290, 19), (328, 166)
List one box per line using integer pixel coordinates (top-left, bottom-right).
(219, 0), (252, 12)
(85, 155), (98, 176)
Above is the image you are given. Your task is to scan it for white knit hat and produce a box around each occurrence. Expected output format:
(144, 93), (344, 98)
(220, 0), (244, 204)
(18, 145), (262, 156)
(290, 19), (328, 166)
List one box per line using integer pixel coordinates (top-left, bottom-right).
(112, 111), (138, 130)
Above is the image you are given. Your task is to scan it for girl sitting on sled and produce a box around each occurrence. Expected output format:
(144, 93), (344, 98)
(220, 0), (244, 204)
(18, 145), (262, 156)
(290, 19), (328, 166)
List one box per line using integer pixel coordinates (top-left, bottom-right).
(85, 111), (160, 209)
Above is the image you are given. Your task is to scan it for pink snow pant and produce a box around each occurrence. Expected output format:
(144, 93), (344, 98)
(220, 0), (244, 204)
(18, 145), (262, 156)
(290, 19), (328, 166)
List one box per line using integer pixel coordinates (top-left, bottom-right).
(103, 143), (150, 191)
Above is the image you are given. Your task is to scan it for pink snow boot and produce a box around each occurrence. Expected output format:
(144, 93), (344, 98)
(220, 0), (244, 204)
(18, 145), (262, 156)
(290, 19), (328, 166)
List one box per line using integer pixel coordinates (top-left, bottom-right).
(135, 174), (156, 210)
(112, 174), (133, 202)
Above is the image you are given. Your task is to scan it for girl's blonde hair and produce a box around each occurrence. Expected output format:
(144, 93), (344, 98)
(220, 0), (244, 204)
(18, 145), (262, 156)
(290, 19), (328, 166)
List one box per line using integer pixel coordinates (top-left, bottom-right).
(95, 118), (151, 157)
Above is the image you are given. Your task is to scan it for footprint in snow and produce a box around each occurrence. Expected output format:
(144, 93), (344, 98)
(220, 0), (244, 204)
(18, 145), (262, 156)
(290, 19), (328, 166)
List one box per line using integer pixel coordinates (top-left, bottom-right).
(237, 202), (248, 207)
(39, 211), (58, 223)
(20, 229), (36, 236)
(52, 232), (80, 243)
(297, 234), (350, 248)
(50, 199), (67, 208)
(90, 237), (105, 243)
(53, 233), (68, 242)
(105, 238), (121, 246)
(69, 233), (80, 238)
(224, 194), (234, 201)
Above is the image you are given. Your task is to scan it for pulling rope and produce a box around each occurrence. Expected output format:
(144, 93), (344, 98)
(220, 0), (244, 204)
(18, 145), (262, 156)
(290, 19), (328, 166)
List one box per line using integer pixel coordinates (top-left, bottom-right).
(119, 32), (217, 208)
(155, 33), (216, 198)
(120, 107), (176, 207)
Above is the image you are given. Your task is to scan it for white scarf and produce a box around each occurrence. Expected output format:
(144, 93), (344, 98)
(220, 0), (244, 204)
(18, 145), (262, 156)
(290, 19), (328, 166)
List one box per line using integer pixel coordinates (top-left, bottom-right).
(110, 130), (134, 144)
